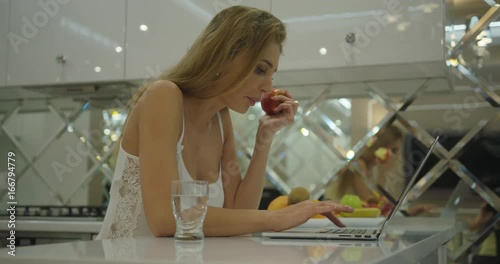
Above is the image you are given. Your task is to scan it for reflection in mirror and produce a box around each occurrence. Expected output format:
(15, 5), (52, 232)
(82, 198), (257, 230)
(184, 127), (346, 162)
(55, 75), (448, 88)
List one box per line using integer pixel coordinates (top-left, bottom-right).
(446, 187), (500, 263)
(0, 130), (31, 211)
(2, 103), (66, 162)
(445, 0), (500, 106)
(444, 1), (500, 261)
(323, 121), (436, 218)
(0, 86), (132, 208)
(325, 124), (404, 202)
(400, 87), (500, 199)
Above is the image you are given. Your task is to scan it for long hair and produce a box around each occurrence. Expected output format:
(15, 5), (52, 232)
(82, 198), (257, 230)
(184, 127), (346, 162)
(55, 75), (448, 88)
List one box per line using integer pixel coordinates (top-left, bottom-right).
(330, 125), (404, 199)
(129, 6), (286, 109)
(359, 125), (403, 167)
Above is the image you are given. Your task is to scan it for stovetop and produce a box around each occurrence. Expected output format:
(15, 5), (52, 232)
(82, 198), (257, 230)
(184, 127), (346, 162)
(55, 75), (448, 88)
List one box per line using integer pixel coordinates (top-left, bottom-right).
(0, 205), (107, 221)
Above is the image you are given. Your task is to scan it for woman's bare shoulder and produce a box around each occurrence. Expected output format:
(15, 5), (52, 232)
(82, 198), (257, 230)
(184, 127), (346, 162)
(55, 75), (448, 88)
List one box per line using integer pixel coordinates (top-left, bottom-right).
(137, 80), (183, 107)
(134, 80), (184, 136)
(122, 80), (183, 154)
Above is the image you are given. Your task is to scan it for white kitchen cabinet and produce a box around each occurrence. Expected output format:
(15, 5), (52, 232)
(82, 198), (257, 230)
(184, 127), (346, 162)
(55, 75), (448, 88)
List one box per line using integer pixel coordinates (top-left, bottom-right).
(7, 0), (126, 86)
(0, 0), (9, 87)
(272, 0), (444, 71)
(125, 0), (271, 81)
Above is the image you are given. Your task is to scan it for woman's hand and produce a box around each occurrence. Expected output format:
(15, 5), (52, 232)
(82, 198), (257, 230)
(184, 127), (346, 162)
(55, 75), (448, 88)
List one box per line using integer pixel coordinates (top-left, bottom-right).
(267, 200), (354, 232)
(407, 203), (436, 216)
(258, 90), (298, 135)
(468, 202), (494, 230)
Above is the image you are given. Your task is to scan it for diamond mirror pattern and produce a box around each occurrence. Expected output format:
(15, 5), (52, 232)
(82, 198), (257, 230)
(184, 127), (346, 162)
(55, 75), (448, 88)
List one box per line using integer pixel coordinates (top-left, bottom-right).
(0, 86), (134, 207)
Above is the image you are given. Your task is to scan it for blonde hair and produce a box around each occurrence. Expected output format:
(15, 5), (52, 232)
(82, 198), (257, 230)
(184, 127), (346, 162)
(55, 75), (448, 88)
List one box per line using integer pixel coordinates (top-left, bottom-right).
(358, 125), (403, 167)
(327, 125), (404, 200)
(129, 5), (286, 109)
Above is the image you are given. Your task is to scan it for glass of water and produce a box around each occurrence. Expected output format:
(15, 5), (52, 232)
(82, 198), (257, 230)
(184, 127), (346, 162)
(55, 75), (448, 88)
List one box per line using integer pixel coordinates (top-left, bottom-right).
(171, 180), (209, 240)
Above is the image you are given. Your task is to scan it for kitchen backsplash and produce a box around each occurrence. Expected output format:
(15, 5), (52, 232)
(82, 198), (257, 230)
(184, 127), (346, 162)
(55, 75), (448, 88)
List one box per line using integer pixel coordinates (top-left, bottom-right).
(0, 84), (499, 210)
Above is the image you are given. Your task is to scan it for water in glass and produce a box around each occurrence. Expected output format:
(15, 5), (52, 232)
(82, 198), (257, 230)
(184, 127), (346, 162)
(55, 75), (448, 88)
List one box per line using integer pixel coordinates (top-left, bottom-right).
(171, 181), (209, 240)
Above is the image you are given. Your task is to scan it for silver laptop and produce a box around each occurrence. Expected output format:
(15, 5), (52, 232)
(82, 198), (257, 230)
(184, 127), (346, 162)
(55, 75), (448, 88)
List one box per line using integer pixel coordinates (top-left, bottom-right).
(262, 136), (439, 241)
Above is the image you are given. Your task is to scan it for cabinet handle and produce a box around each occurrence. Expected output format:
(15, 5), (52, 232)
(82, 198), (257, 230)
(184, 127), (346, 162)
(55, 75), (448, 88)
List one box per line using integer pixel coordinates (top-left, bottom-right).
(55, 54), (66, 64)
(345, 32), (356, 44)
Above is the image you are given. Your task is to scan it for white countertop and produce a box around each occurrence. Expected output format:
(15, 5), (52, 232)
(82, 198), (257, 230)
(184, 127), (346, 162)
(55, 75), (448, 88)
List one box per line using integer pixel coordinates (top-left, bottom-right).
(0, 219), (102, 233)
(0, 217), (458, 264)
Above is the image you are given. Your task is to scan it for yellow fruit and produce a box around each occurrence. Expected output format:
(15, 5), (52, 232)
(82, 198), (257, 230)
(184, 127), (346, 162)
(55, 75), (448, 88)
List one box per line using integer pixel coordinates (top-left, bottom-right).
(288, 187), (310, 205)
(340, 208), (381, 218)
(374, 147), (389, 162)
(267, 195), (288, 210)
(311, 214), (327, 219)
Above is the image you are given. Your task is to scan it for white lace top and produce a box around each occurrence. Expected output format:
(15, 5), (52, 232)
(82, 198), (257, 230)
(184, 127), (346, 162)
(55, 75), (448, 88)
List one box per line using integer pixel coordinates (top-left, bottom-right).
(96, 112), (225, 239)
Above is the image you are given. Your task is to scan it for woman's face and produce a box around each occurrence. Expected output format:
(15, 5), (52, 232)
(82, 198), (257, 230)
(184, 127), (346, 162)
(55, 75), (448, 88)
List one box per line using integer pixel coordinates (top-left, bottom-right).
(385, 140), (402, 165)
(220, 43), (280, 113)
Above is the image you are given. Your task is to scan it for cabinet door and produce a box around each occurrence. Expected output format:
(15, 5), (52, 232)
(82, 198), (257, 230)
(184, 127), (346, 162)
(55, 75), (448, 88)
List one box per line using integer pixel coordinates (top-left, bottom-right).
(7, 0), (125, 86)
(125, 0), (271, 81)
(0, 0), (8, 87)
(272, 0), (444, 71)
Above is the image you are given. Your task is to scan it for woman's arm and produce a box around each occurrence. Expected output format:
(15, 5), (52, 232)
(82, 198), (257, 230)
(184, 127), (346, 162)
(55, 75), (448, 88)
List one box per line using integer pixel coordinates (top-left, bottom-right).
(219, 108), (273, 209)
(221, 94), (298, 209)
(136, 81), (183, 236)
(204, 200), (352, 235)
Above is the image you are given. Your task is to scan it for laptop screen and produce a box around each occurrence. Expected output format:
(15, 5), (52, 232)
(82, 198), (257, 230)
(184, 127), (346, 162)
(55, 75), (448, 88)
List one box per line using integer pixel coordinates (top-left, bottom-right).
(377, 137), (439, 235)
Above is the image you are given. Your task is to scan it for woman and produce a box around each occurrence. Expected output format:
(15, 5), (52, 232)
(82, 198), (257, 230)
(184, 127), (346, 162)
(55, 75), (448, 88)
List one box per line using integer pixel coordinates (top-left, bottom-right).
(326, 125), (404, 202)
(326, 125), (434, 216)
(96, 6), (352, 239)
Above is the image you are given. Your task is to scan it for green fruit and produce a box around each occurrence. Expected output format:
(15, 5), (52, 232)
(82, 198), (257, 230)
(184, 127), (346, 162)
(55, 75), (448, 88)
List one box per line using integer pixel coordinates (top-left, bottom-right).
(288, 187), (311, 205)
(340, 194), (362, 209)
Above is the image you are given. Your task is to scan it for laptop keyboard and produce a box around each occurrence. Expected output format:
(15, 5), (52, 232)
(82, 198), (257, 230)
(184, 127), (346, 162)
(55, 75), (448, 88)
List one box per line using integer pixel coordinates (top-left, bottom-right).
(322, 229), (369, 234)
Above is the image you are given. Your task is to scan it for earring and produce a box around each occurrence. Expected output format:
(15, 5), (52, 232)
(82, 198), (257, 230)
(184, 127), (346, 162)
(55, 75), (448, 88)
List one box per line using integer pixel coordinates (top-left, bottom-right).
(215, 71), (221, 77)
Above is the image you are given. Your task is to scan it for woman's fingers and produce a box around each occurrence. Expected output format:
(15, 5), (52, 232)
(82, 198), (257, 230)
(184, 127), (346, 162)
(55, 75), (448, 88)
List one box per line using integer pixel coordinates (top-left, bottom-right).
(280, 89), (293, 99)
(274, 201), (353, 230)
(312, 201), (352, 227)
(334, 204), (354, 213)
(323, 212), (346, 228)
(315, 201), (353, 212)
(274, 100), (298, 114)
(309, 202), (346, 227)
(271, 95), (293, 102)
(274, 105), (295, 122)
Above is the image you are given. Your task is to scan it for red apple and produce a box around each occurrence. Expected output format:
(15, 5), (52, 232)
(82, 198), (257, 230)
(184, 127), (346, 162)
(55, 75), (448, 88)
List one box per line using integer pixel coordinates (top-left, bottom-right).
(261, 89), (288, 115)
(381, 203), (393, 216)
